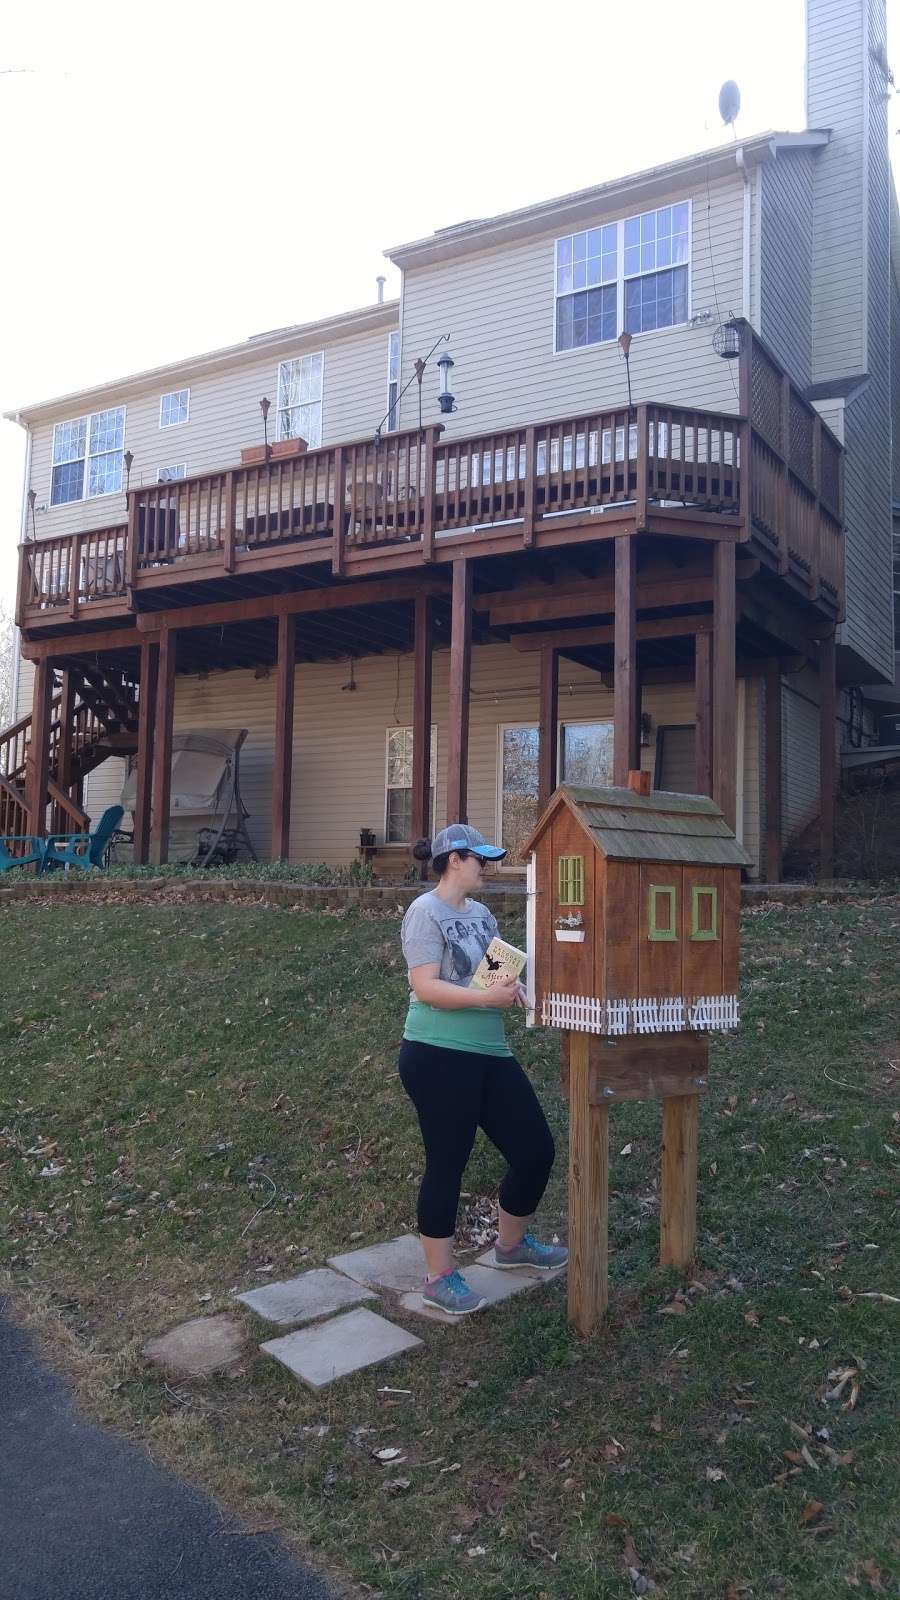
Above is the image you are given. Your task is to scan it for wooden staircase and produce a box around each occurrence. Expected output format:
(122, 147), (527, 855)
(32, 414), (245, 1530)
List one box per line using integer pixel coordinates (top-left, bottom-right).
(0, 667), (140, 840)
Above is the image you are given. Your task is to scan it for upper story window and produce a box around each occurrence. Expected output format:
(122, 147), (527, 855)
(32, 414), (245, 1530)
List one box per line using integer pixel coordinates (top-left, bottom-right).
(555, 226), (617, 351)
(51, 407), (126, 506)
(623, 202), (690, 334)
(277, 352), (323, 448)
(157, 463), (187, 483)
(386, 331), (400, 431)
(159, 388), (190, 427)
(554, 201), (691, 352)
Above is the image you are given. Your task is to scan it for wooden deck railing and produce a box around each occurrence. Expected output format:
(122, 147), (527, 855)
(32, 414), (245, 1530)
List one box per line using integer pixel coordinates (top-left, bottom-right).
(16, 379), (841, 626)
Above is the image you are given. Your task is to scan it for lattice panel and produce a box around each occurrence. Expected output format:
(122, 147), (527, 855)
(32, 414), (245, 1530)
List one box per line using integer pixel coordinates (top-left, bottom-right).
(749, 345), (783, 451)
(540, 993), (740, 1035)
(820, 433), (841, 516)
(789, 395), (814, 487)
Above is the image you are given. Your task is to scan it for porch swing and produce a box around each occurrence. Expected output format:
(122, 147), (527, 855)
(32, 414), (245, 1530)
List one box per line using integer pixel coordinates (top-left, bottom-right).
(121, 727), (258, 867)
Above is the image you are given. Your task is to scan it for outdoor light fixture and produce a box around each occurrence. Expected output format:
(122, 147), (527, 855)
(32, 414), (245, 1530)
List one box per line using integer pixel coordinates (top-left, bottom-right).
(123, 450), (134, 493)
(713, 320), (742, 360)
(640, 711), (653, 747)
(259, 396), (272, 458)
(437, 350), (456, 415)
(341, 659), (359, 692)
(618, 331), (634, 409)
(26, 487), (36, 540)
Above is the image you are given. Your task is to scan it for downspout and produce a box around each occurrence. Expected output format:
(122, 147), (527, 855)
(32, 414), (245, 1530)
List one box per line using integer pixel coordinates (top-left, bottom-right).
(735, 146), (753, 323)
(10, 418), (32, 724)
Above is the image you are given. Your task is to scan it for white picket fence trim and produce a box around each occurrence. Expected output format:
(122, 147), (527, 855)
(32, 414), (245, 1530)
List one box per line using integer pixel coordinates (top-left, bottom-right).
(540, 992), (740, 1036)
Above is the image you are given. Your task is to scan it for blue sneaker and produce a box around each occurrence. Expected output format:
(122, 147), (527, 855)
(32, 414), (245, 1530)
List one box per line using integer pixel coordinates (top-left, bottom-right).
(421, 1269), (487, 1316)
(493, 1232), (568, 1271)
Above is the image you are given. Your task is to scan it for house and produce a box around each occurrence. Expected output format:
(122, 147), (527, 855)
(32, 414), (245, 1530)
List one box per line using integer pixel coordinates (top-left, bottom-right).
(3, 0), (897, 880)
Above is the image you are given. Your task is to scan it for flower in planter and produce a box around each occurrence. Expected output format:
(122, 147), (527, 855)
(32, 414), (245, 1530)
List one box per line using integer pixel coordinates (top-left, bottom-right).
(555, 911), (584, 930)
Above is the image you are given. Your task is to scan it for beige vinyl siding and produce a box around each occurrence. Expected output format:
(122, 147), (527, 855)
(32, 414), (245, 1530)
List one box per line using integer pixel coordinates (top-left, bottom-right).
(397, 175), (746, 437)
(26, 322), (396, 542)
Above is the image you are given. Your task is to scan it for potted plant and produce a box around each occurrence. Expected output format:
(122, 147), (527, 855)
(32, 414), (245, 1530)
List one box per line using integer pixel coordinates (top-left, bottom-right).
(554, 911), (585, 943)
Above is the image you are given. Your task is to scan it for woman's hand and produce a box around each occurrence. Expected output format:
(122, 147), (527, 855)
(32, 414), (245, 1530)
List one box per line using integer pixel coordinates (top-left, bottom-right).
(483, 977), (521, 1009)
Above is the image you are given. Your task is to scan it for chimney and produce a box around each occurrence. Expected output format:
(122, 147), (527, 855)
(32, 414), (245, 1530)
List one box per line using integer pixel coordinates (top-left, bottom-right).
(627, 769), (651, 796)
(376, 275), (386, 305)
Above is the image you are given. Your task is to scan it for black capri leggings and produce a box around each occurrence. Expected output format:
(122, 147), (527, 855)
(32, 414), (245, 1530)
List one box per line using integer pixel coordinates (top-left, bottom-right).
(398, 1040), (556, 1239)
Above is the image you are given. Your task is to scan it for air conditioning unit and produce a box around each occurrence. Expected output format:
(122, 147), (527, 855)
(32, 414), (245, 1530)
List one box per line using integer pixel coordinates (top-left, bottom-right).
(878, 712), (900, 747)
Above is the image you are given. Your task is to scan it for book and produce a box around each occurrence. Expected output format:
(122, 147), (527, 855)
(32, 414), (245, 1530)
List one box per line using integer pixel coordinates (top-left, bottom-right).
(470, 936), (528, 990)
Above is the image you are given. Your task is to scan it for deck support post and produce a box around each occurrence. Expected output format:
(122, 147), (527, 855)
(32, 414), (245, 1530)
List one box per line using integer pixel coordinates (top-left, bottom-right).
(538, 645), (560, 812)
(57, 669), (76, 801)
(25, 658), (54, 838)
(695, 631), (713, 797)
(567, 1030), (609, 1336)
(272, 612), (297, 862)
(819, 631), (837, 879)
(660, 1094), (700, 1267)
(613, 535), (639, 786)
(149, 629), (176, 866)
(133, 638), (159, 865)
(446, 558), (472, 824)
(411, 595), (433, 872)
(713, 541), (737, 829)
(764, 660), (783, 883)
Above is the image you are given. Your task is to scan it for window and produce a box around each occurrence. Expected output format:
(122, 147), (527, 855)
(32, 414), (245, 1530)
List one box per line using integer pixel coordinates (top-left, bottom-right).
(51, 407), (126, 505)
(554, 201), (690, 352)
(386, 331), (400, 432)
(276, 352), (323, 448)
(159, 388), (190, 428)
(385, 726), (436, 843)
(558, 855), (585, 906)
(690, 885), (719, 941)
(560, 721), (614, 787)
(624, 202), (689, 334)
(648, 884), (678, 942)
(157, 463), (187, 483)
(555, 226), (617, 351)
(499, 724), (540, 864)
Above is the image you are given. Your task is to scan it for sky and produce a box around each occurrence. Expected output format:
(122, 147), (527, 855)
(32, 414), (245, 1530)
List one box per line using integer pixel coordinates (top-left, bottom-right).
(1, 0), (898, 617)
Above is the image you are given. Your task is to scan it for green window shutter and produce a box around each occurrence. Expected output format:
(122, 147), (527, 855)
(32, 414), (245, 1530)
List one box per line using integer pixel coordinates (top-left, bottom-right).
(690, 885), (719, 941)
(558, 854), (585, 906)
(648, 883), (677, 941)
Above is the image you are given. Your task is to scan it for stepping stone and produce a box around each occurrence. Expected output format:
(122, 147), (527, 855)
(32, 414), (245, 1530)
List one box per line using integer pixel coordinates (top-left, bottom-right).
(142, 1313), (246, 1379)
(399, 1262), (562, 1325)
(476, 1246), (568, 1278)
(234, 1268), (377, 1328)
(327, 1233), (426, 1294)
(260, 1307), (423, 1389)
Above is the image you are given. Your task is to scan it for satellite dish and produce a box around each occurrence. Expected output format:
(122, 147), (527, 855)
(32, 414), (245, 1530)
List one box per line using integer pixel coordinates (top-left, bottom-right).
(719, 80), (741, 130)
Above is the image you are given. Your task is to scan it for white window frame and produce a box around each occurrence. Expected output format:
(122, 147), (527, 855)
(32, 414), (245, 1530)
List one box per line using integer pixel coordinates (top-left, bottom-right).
(276, 351), (324, 449)
(50, 406), (127, 506)
(384, 725), (437, 843)
(156, 463), (187, 483)
(553, 200), (692, 355)
(159, 388), (190, 428)
(385, 331), (400, 432)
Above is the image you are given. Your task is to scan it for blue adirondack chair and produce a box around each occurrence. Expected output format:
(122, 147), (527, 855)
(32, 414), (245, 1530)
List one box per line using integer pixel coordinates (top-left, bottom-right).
(0, 835), (47, 873)
(41, 805), (125, 873)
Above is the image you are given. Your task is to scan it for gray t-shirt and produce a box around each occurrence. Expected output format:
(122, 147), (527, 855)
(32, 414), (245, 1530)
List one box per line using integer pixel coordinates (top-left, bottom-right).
(401, 891), (499, 988)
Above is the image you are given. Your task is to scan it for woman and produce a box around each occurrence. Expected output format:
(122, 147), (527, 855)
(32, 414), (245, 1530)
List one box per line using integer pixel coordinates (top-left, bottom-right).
(399, 825), (567, 1315)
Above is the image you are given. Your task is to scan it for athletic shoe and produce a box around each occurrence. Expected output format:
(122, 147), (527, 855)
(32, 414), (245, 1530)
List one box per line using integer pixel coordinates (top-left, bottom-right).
(492, 1232), (569, 1271)
(421, 1269), (487, 1315)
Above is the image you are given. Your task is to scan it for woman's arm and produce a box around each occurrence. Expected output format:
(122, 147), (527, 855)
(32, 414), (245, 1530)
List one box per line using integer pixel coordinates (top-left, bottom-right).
(409, 962), (521, 1010)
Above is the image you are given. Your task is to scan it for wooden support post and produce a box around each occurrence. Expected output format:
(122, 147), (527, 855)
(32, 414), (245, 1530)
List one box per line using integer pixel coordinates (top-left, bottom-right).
(613, 535), (638, 786)
(149, 629), (176, 867)
(659, 1094), (700, 1267)
(331, 446), (346, 576)
(538, 644), (559, 811)
(713, 541), (737, 829)
(57, 669), (76, 798)
(695, 631), (713, 797)
(26, 658), (54, 838)
(133, 638), (159, 865)
(446, 558), (472, 824)
(567, 1030), (609, 1335)
(272, 612), (297, 862)
(764, 659), (783, 883)
(222, 470), (236, 575)
(819, 631), (836, 880)
(410, 595), (433, 865)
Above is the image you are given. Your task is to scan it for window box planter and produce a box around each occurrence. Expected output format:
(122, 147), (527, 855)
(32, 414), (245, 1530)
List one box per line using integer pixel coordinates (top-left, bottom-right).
(555, 927), (586, 943)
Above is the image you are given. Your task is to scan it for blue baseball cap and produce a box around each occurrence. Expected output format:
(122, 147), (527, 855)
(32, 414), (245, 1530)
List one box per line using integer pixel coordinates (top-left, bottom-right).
(430, 824), (507, 861)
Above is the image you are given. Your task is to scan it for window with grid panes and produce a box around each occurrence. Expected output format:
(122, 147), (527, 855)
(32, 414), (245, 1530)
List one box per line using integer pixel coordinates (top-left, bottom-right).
(51, 407), (126, 505)
(386, 332), (400, 431)
(385, 726), (436, 843)
(276, 353), (323, 448)
(159, 389), (189, 428)
(555, 226), (618, 351)
(623, 203), (690, 333)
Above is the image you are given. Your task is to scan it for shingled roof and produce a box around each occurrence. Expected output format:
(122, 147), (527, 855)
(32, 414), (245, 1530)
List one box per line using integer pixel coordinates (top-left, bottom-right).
(523, 783), (753, 867)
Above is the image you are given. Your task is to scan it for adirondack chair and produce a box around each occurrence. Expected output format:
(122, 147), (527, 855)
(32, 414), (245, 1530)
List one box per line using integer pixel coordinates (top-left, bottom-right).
(41, 806), (125, 873)
(0, 836), (47, 873)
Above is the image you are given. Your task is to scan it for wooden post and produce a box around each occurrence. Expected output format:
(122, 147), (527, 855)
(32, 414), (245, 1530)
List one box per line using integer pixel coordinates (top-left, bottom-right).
(25, 658), (54, 838)
(57, 669), (76, 799)
(613, 535), (639, 786)
(446, 558), (472, 824)
(567, 1030), (609, 1335)
(331, 446), (346, 576)
(819, 631), (837, 880)
(695, 631), (713, 797)
(713, 541), (737, 829)
(149, 629), (176, 866)
(410, 594), (433, 862)
(133, 638), (159, 865)
(522, 425), (537, 546)
(660, 1094), (700, 1267)
(222, 470), (236, 575)
(538, 645), (559, 811)
(764, 659), (783, 883)
(272, 611), (297, 862)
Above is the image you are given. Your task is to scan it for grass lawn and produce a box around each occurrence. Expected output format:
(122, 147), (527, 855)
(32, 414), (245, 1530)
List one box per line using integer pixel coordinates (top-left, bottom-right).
(1, 890), (898, 1598)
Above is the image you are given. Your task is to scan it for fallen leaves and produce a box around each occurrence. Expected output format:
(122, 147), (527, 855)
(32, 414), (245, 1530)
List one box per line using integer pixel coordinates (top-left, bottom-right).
(823, 1361), (863, 1409)
(800, 1498), (825, 1524)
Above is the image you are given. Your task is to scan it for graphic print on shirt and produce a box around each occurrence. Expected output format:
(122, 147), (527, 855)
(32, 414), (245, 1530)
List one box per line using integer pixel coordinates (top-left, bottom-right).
(444, 916), (496, 982)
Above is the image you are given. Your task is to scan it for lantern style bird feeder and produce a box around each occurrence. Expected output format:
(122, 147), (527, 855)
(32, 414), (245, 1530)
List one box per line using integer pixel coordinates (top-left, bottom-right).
(523, 769), (751, 1334)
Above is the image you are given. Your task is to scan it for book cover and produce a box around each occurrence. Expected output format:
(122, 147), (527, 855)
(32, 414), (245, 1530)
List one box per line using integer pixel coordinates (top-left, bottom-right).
(470, 936), (528, 990)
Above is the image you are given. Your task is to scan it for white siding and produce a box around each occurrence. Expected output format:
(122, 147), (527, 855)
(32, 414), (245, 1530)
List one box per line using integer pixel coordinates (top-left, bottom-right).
(807, 0), (868, 383)
(759, 152), (815, 389)
(397, 175), (746, 437)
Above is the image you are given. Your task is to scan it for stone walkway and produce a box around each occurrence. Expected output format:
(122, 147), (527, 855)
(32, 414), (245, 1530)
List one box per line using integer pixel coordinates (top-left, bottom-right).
(144, 1234), (567, 1390)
